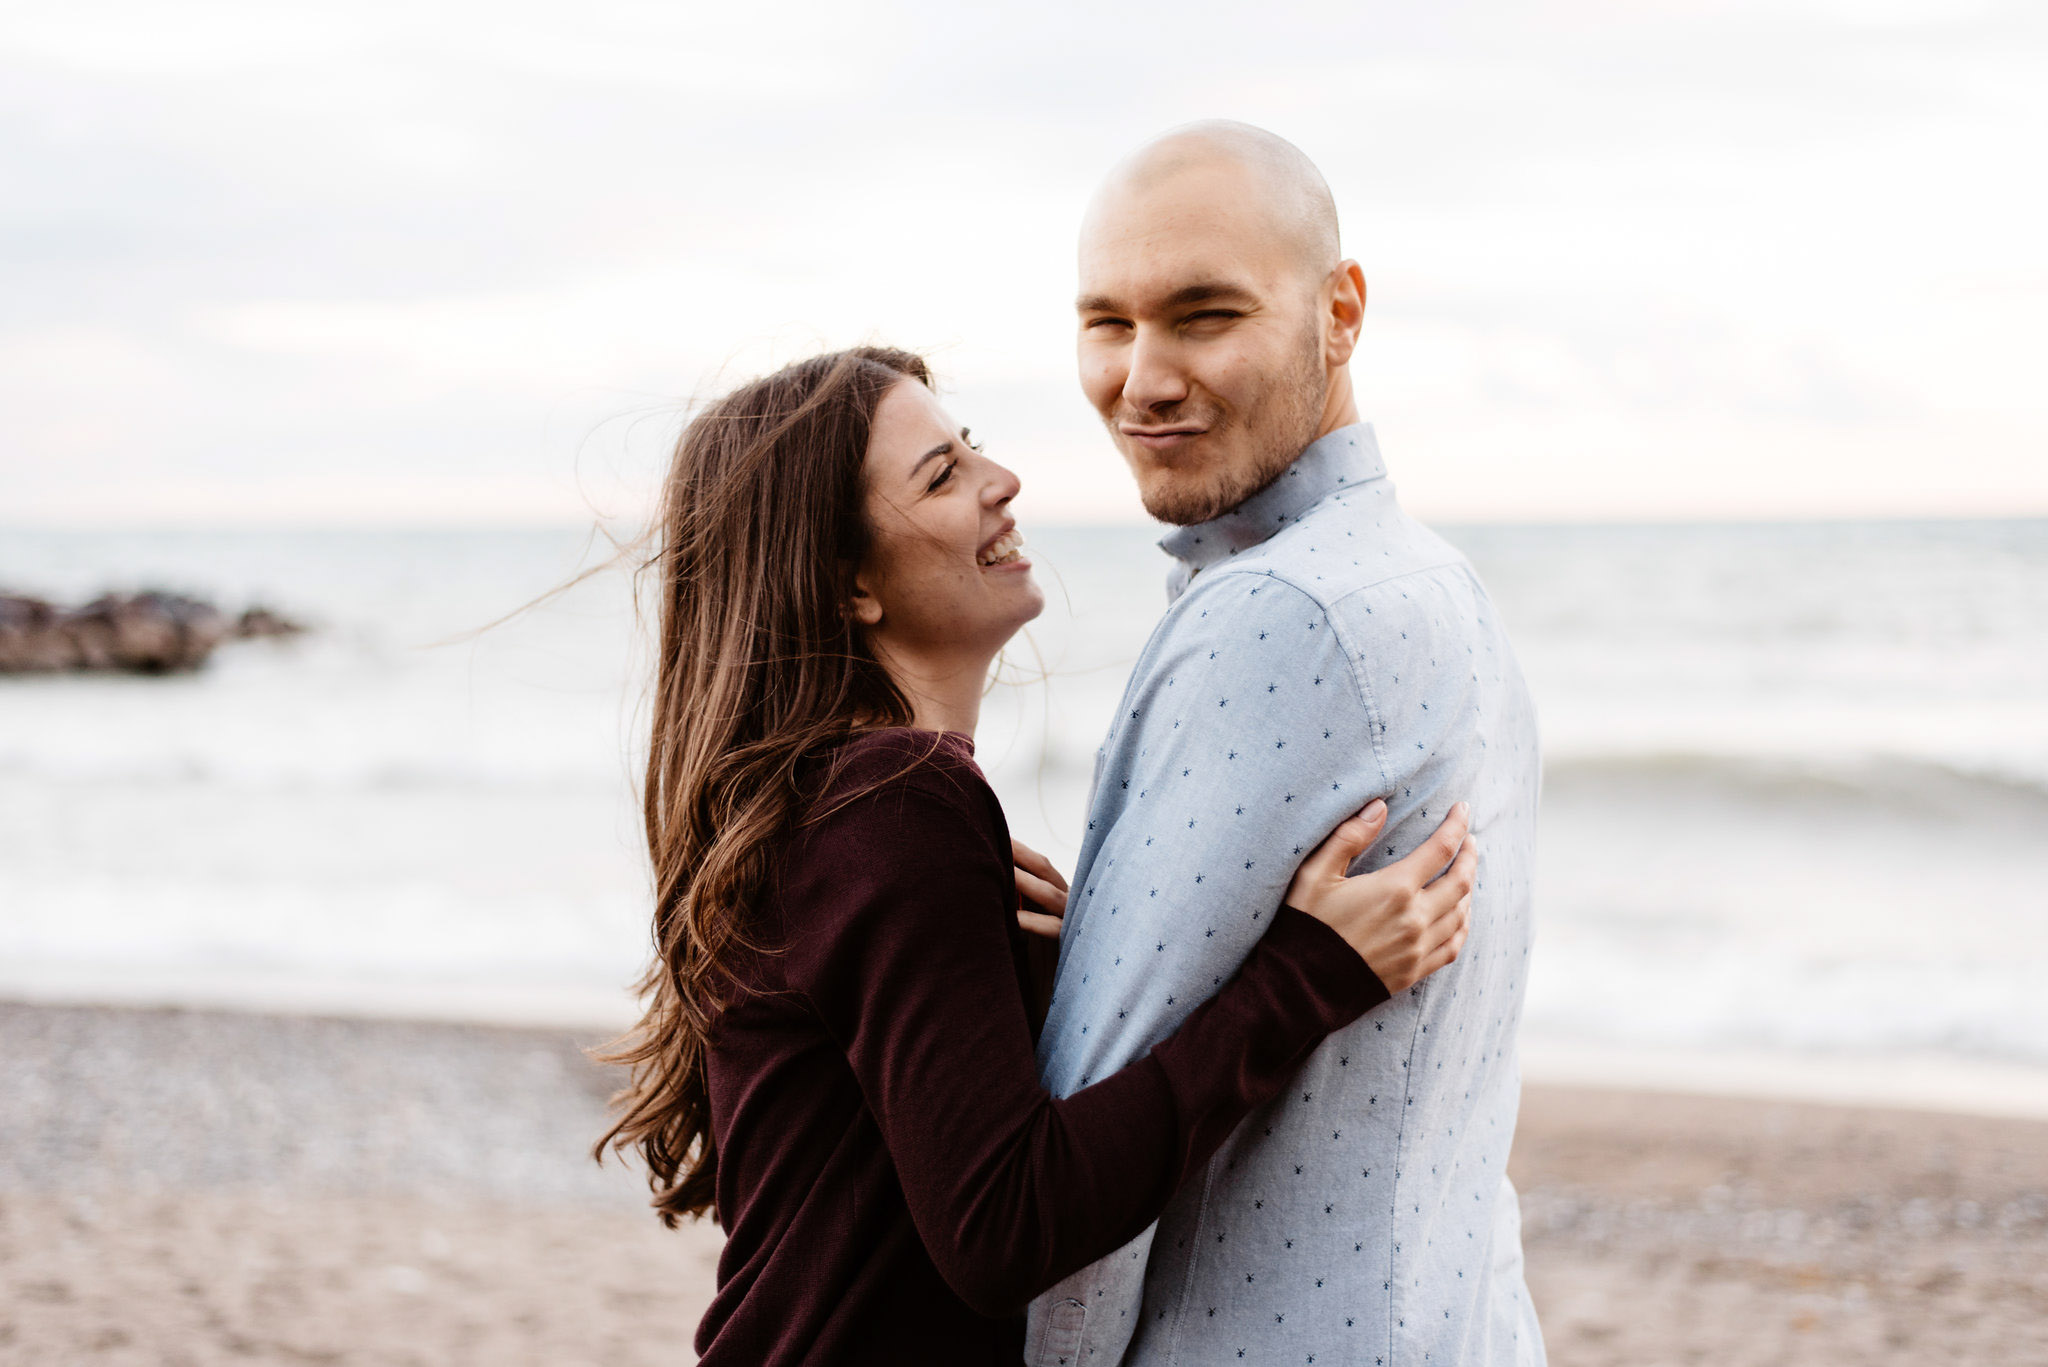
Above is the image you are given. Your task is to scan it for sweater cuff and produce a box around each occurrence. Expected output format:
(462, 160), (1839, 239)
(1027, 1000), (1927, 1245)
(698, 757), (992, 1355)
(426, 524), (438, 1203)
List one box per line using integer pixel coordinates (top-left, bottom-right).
(1269, 904), (1392, 1021)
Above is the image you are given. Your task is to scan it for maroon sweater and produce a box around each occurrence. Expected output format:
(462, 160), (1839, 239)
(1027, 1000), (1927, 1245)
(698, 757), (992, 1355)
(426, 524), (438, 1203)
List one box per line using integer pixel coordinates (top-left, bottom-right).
(696, 729), (1389, 1366)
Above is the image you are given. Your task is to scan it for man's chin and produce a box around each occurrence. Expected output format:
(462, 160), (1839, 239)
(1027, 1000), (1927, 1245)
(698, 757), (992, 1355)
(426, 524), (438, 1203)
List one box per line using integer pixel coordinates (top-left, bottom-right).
(1138, 476), (1235, 527)
(1137, 436), (1311, 527)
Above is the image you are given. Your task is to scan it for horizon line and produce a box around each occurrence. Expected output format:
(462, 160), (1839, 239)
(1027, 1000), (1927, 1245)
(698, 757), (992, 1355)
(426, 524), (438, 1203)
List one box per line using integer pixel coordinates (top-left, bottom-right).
(5, 509), (2047, 536)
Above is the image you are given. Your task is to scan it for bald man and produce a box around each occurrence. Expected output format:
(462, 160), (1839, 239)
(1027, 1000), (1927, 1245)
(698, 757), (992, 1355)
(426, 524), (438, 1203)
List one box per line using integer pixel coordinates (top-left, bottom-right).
(1027, 124), (1546, 1366)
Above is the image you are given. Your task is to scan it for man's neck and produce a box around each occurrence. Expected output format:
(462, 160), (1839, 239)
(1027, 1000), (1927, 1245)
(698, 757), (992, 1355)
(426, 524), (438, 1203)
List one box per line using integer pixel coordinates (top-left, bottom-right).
(1313, 367), (1361, 442)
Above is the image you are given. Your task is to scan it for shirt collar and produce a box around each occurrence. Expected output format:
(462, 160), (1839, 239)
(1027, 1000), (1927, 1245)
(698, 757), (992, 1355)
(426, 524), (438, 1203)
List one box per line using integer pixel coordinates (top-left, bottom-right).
(1159, 423), (1388, 578)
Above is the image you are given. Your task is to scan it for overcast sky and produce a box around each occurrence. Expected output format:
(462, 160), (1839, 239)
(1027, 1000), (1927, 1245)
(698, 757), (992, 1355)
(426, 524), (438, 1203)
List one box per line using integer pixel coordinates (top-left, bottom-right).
(4, 0), (2044, 526)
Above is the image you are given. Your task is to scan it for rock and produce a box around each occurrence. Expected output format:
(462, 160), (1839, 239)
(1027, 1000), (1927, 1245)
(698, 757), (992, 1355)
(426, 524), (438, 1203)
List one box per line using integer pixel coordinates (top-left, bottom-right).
(0, 594), (72, 671)
(77, 592), (229, 672)
(0, 590), (285, 674)
(233, 605), (309, 639)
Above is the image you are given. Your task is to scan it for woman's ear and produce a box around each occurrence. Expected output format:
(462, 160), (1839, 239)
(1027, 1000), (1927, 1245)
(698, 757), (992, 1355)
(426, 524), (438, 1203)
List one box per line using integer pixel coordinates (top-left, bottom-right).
(849, 570), (885, 628)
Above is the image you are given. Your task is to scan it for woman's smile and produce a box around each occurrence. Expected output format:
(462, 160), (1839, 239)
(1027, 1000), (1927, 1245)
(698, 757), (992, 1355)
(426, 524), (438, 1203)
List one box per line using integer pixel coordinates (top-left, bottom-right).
(978, 525), (1029, 570)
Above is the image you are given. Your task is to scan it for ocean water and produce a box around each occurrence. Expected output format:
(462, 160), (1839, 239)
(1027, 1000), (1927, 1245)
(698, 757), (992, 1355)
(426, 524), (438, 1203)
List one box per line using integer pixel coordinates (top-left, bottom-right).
(2, 520), (2045, 1105)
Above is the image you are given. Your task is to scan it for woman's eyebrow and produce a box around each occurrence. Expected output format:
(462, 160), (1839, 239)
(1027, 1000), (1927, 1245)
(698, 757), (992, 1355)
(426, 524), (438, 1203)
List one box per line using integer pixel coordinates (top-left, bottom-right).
(909, 428), (974, 481)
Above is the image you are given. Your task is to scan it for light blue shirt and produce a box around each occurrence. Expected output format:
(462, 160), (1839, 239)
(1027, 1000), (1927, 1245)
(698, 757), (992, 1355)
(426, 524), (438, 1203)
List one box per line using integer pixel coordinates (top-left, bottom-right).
(1028, 425), (1546, 1367)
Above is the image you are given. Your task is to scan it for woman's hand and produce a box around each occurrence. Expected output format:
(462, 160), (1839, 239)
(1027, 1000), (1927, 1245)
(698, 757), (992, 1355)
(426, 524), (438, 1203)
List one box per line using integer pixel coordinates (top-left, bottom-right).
(1013, 838), (1070, 941)
(1284, 799), (1477, 994)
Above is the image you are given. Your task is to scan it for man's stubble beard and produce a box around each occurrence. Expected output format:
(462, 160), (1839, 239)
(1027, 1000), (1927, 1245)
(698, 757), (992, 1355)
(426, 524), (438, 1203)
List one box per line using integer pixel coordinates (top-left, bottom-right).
(1131, 324), (1329, 527)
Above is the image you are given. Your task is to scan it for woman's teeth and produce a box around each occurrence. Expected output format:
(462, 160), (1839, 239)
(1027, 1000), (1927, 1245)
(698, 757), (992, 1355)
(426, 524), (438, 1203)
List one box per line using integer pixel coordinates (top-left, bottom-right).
(978, 529), (1025, 567)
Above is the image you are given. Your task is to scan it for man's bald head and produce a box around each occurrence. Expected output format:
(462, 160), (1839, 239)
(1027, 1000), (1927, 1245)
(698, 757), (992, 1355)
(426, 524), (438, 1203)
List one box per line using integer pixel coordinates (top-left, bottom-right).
(1087, 120), (1340, 284)
(1075, 122), (1366, 526)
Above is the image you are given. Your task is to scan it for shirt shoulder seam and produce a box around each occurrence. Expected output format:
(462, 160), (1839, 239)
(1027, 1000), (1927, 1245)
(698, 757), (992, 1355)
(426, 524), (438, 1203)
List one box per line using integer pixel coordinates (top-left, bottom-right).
(1168, 566), (1393, 789)
(1180, 534), (1469, 608)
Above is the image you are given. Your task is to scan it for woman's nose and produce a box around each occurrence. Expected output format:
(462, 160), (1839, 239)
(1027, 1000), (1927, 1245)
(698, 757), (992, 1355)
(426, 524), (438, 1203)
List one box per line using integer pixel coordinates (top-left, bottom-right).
(984, 459), (1021, 508)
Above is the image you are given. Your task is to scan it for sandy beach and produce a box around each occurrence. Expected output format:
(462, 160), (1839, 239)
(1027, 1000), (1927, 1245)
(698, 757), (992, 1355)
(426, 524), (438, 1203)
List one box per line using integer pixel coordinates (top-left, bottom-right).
(5, 1001), (2047, 1366)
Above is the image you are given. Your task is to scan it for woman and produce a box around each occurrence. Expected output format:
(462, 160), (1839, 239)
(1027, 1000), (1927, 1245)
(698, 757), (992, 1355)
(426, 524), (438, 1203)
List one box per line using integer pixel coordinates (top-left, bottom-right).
(596, 347), (1477, 1365)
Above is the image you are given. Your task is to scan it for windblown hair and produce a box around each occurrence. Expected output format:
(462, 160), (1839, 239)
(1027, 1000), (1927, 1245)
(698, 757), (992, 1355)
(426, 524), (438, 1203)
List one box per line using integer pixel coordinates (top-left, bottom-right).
(594, 346), (933, 1225)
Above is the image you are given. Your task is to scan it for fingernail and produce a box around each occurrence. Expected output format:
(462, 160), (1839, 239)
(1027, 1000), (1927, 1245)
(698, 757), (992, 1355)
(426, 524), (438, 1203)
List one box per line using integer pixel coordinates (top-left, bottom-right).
(1364, 798), (1387, 818)
(1456, 801), (1470, 818)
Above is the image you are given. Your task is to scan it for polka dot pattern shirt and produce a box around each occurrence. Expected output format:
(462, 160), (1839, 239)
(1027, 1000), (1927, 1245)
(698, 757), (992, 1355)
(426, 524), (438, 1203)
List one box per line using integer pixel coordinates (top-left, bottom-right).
(1027, 426), (1547, 1367)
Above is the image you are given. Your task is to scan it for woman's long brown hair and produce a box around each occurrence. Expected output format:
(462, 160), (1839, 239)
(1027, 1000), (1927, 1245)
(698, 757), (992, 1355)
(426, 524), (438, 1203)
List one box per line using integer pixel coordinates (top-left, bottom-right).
(593, 346), (932, 1225)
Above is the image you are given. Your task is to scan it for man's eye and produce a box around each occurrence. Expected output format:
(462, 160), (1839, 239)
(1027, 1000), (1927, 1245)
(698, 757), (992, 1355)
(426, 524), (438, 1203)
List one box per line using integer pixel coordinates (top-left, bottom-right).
(1084, 317), (1132, 330)
(1186, 310), (1240, 324)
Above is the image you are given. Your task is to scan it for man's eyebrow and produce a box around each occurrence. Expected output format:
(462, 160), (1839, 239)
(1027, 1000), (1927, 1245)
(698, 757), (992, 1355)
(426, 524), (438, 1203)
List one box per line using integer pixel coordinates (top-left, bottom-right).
(1075, 282), (1257, 314)
(1163, 281), (1257, 309)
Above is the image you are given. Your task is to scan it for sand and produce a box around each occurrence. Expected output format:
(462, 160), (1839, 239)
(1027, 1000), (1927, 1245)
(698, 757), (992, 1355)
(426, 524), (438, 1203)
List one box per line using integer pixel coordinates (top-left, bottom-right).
(1513, 1086), (2048, 1365)
(5, 1002), (2046, 1365)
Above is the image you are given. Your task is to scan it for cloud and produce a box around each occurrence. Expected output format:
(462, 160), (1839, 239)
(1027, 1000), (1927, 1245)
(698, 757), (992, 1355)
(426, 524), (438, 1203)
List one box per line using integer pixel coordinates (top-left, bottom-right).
(2, 0), (2044, 524)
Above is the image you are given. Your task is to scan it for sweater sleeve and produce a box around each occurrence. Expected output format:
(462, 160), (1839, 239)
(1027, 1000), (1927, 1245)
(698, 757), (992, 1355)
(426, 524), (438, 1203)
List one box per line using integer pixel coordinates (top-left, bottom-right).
(778, 774), (1388, 1318)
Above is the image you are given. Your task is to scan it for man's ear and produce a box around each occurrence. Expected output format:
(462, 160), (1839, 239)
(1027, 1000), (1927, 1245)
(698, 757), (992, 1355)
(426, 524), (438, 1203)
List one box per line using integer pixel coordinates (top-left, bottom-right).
(1325, 260), (1366, 368)
(849, 569), (885, 628)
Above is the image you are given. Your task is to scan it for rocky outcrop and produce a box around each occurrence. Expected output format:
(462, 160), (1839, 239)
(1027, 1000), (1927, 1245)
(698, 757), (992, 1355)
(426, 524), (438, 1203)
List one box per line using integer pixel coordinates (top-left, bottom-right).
(232, 606), (310, 640)
(0, 592), (308, 674)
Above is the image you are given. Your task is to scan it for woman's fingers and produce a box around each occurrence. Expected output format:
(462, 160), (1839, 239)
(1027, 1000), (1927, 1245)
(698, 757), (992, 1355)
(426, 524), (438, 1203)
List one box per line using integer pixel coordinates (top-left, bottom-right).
(1425, 834), (1480, 896)
(1285, 797), (1477, 994)
(1381, 901), (1470, 993)
(1390, 821), (1476, 971)
(1011, 838), (1071, 918)
(1385, 864), (1476, 993)
(1393, 802), (1470, 884)
(1016, 908), (1065, 940)
(1416, 915), (1471, 979)
(1011, 838), (1070, 894)
(1015, 866), (1069, 915)
(1427, 894), (1472, 949)
(1410, 845), (1476, 940)
(1294, 800), (1388, 889)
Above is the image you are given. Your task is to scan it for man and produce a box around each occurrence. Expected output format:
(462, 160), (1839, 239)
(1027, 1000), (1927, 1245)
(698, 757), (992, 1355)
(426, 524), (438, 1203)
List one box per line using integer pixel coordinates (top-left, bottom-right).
(1026, 123), (1546, 1366)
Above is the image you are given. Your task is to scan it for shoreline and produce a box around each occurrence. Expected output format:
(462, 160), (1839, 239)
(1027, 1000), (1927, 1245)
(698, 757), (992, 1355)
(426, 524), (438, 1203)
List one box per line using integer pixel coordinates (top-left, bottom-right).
(1520, 1038), (2048, 1123)
(5, 1001), (2046, 1364)
(11, 976), (2048, 1125)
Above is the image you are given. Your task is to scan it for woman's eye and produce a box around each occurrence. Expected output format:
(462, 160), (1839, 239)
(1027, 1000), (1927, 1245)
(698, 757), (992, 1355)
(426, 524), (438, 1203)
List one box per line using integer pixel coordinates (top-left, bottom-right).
(927, 461), (956, 492)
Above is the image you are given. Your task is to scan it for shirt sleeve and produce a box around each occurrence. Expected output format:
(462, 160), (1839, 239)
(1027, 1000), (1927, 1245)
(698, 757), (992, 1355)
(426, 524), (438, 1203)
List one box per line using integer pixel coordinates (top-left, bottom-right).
(1028, 571), (1394, 1361)
(778, 770), (1386, 1320)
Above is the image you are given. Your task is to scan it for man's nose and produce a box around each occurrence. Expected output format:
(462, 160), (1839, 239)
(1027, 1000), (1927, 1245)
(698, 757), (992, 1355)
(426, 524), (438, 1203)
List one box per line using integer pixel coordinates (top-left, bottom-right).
(1122, 330), (1190, 413)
